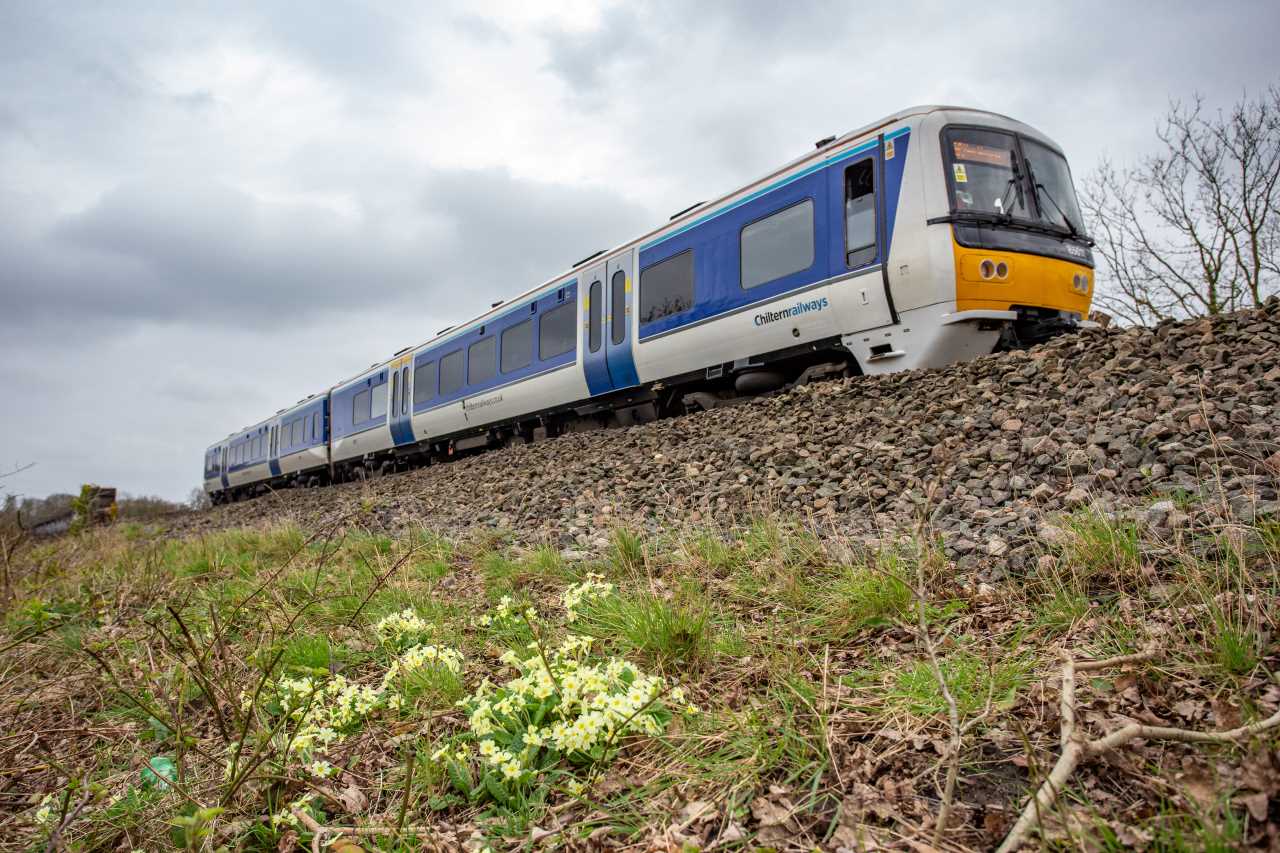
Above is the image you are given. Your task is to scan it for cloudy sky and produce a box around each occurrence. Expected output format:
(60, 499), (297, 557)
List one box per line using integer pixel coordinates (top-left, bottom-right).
(1, 1), (1277, 503)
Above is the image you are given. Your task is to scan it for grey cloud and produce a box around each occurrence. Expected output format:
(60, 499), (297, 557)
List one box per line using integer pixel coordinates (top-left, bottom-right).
(0, 166), (651, 341)
(2, 1), (1278, 503)
(542, 7), (649, 95)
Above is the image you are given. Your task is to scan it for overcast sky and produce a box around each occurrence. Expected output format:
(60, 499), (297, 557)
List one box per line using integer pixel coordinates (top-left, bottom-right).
(1, 1), (1277, 503)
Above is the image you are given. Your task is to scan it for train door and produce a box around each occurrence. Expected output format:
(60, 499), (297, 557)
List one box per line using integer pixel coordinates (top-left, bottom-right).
(220, 446), (229, 489)
(389, 356), (414, 446)
(582, 264), (611, 396)
(826, 136), (897, 330)
(268, 423), (282, 477)
(604, 250), (640, 389)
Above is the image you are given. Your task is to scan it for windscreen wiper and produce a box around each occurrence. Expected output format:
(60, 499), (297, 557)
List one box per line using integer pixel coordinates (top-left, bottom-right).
(1033, 181), (1089, 243)
(994, 149), (1025, 219)
(926, 211), (1087, 243)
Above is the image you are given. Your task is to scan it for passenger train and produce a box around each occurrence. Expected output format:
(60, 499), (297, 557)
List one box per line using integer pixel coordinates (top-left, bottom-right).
(204, 105), (1096, 503)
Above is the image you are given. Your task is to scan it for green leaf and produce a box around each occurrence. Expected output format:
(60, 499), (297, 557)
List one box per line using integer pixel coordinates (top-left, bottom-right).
(445, 760), (472, 797)
(483, 772), (510, 806)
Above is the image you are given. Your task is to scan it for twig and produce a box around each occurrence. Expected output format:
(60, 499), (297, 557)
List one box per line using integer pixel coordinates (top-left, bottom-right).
(343, 543), (424, 628)
(166, 605), (232, 744)
(914, 557), (962, 848)
(996, 649), (1280, 852)
(397, 745), (416, 833)
(820, 643), (845, 789)
(290, 808), (437, 853)
(42, 789), (91, 853)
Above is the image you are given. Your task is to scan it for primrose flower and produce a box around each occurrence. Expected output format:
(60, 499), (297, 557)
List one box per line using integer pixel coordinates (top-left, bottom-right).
(307, 759), (335, 778)
(563, 573), (615, 619)
(374, 609), (432, 648)
(33, 795), (55, 826)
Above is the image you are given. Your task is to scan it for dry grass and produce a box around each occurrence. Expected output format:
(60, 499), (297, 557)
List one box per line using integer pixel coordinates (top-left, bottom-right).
(0, 504), (1276, 851)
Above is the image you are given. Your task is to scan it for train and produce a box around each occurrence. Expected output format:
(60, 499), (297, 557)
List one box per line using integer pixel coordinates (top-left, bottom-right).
(204, 105), (1096, 503)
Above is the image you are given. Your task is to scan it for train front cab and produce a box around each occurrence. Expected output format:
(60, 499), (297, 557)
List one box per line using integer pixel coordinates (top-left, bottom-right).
(928, 111), (1094, 348)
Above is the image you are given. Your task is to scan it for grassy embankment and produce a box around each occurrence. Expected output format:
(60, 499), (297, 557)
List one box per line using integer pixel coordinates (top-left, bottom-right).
(1, 502), (1277, 850)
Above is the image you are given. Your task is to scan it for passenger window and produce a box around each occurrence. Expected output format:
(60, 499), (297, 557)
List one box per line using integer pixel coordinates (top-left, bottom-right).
(313, 412), (320, 438)
(371, 381), (387, 418)
(439, 350), (464, 396)
(414, 361), (438, 404)
(639, 251), (694, 324)
(539, 301), (576, 359)
(500, 320), (533, 373)
(845, 159), (877, 268)
(588, 280), (602, 353)
(610, 270), (626, 344)
(353, 389), (371, 424)
(391, 371), (400, 416)
(292, 420), (302, 445)
(741, 199), (815, 288)
(401, 367), (409, 414)
(468, 336), (497, 384)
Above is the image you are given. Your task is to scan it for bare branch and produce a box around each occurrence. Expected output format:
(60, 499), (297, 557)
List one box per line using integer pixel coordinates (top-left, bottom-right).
(996, 649), (1279, 852)
(1082, 84), (1280, 322)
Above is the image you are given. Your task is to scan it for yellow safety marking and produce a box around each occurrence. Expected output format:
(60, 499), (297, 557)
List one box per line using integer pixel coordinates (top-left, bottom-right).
(952, 237), (1093, 315)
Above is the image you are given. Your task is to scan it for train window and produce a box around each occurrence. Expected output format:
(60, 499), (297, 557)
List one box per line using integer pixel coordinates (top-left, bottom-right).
(414, 361), (438, 404)
(401, 367), (410, 415)
(588, 280), (602, 353)
(371, 381), (387, 418)
(845, 159), (877, 268)
(539, 301), (576, 359)
(741, 199), (814, 289)
(501, 320), (533, 373)
(292, 419), (302, 446)
(391, 371), (400, 417)
(610, 270), (626, 344)
(639, 250), (694, 324)
(468, 336), (497, 384)
(440, 350), (464, 396)
(353, 389), (371, 425)
(313, 412), (320, 439)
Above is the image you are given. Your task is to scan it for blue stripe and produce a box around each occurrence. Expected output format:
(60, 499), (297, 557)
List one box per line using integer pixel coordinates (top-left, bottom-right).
(640, 128), (909, 253)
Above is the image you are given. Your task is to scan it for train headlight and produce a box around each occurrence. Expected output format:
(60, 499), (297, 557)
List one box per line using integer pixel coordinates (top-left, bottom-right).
(995, 261), (1009, 280)
(1072, 273), (1090, 294)
(979, 259), (996, 280)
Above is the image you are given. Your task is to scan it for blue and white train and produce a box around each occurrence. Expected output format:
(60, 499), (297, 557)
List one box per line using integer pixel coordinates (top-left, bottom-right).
(204, 105), (1096, 503)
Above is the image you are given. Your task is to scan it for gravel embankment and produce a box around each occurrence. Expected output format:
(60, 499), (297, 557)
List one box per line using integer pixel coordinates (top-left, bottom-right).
(173, 299), (1280, 571)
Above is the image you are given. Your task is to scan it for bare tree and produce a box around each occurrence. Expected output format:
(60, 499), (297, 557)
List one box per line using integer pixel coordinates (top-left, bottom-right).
(1081, 86), (1280, 325)
(187, 486), (212, 511)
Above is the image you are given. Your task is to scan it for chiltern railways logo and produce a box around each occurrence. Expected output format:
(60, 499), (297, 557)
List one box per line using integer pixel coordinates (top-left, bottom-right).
(753, 296), (830, 327)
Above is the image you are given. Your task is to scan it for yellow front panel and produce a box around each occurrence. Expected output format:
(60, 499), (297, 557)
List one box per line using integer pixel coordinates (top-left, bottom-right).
(953, 240), (1093, 315)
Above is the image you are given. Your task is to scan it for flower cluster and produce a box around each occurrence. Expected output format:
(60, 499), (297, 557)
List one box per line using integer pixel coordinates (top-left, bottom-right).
(562, 573), (614, 621)
(373, 608), (433, 649)
(382, 643), (464, 683)
(438, 626), (695, 802)
(260, 639), (463, 828)
(474, 594), (537, 630)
